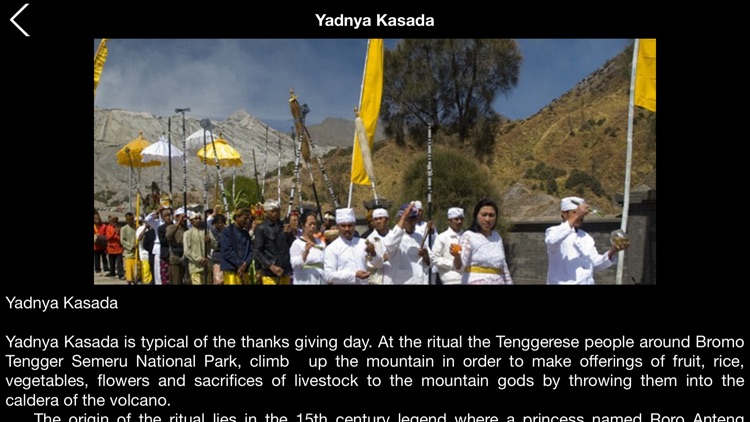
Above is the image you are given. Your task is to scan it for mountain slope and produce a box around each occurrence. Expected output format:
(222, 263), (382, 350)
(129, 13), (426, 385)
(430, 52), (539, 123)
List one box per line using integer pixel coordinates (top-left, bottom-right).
(271, 44), (656, 220)
(94, 45), (655, 221)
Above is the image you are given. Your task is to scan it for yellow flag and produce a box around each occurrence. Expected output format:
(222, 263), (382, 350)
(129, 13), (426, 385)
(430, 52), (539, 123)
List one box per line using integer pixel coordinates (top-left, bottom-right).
(634, 38), (656, 112)
(94, 38), (109, 98)
(351, 39), (384, 185)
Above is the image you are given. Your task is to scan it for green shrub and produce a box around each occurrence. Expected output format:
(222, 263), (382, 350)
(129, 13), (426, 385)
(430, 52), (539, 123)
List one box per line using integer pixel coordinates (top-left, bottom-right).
(223, 175), (261, 210)
(398, 148), (505, 234)
(546, 178), (558, 195)
(565, 169), (608, 199)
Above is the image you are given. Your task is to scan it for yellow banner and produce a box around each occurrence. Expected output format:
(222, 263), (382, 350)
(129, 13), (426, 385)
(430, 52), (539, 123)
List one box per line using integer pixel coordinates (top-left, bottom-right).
(634, 39), (656, 112)
(94, 38), (109, 98)
(351, 39), (384, 185)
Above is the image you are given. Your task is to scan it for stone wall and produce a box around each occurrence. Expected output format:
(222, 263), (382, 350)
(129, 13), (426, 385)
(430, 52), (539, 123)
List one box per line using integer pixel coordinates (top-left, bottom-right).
(504, 187), (656, 285)
(505, 219), (624, 285)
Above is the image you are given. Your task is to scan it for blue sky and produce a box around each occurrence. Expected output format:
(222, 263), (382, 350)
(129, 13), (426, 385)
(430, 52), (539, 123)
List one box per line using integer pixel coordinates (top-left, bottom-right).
(94, 39), (632, 133)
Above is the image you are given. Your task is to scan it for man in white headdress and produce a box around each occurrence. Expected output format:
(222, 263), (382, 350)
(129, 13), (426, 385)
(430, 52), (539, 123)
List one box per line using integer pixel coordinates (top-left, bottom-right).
(323, 208), (374, 285)
(380, 203), (431, 285)
(430, 207), (465, 285)
(364, 208), (391, 285)
(545, 197), (628, 285)
(412, 201), (435, 237)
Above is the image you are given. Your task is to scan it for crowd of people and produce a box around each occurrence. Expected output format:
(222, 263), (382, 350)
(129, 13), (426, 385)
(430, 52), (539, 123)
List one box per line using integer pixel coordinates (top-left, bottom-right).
(93, 196), (629, 285)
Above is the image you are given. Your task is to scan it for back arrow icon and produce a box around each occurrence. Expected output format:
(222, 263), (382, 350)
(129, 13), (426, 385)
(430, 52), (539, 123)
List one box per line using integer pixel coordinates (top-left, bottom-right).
(11, 4), (29, 37)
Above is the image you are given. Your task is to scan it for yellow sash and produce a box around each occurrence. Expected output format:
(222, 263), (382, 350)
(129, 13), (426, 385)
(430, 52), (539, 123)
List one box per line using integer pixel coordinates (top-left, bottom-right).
(466, 266), (503, 275)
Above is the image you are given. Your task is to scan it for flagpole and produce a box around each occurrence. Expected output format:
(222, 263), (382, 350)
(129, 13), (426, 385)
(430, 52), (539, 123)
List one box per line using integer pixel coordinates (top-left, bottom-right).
(615, 39), (640, 285)
(348, 39), (372, 209)
(427, 123), (435, 285)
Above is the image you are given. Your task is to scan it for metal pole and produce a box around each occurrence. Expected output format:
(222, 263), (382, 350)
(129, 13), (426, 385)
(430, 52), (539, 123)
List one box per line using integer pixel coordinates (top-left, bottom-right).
(182, 113), (187, 209)
(347, 182), (353, 208)
(616, 40), (640, 285)
(124, 147), (140, 212)
(128, 167), (132, 213)
(288, 131), (300, 218)
(427, 123), (434, 285)
(312, 142), (340, 209)
(201, 119), (229, 214)
(253, 149), (263, 203)
(261, 125), (269, 200)
(295, 102), (330, 216)
(160, 133), (165, 193)
(277, 133), (282, 205)
(175, 107), (191, 209)
(203, 129), (208, 214)
(348, 39), (372, 209)
(168, 117), (172, 194)
(210, 132), (229, 214)
(427, 123), (433, 224)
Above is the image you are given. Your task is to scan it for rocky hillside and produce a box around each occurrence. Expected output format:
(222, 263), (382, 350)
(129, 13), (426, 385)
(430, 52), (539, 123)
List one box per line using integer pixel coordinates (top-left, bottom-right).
(490, 45), (656, 219)
(94, 109), (342, 210)
(95, 45), (655, 222)
(260, 44), (656, 221)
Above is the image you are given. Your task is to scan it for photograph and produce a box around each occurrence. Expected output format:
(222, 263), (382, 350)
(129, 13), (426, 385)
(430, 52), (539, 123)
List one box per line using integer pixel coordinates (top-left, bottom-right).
(93, 39), (655, 286)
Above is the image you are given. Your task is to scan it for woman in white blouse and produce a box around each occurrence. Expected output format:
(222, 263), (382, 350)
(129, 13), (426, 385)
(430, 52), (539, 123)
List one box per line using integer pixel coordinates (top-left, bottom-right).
(290, 210), (326, 285)
(453, 199), (513, 285)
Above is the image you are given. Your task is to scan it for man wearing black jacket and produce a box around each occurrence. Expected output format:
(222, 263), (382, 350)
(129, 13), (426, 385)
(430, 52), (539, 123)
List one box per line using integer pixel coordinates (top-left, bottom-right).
(155, 209), (174, 285)
(253, 200), (296, 285)
(166, 207), (188, 285)
(220, 210), (253, 285)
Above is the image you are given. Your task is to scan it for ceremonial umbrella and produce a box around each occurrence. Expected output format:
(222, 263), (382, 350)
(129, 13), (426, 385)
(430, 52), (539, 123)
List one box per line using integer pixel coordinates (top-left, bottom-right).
(140, 136), (184, 195)
(197, 133), (243, 212)
(116, 132), (160, 212)
(197, 135), (243, 167)
(185, 128), (219, 153)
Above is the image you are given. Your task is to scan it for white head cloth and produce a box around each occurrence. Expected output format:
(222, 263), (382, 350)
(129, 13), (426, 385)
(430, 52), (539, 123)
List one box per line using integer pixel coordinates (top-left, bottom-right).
(263, 199), (280, 211)
(447, 207), (464, 219)
(336, 208), (356, 224)
(560, 197), (585, 212)
(372, 208), (389, 219)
